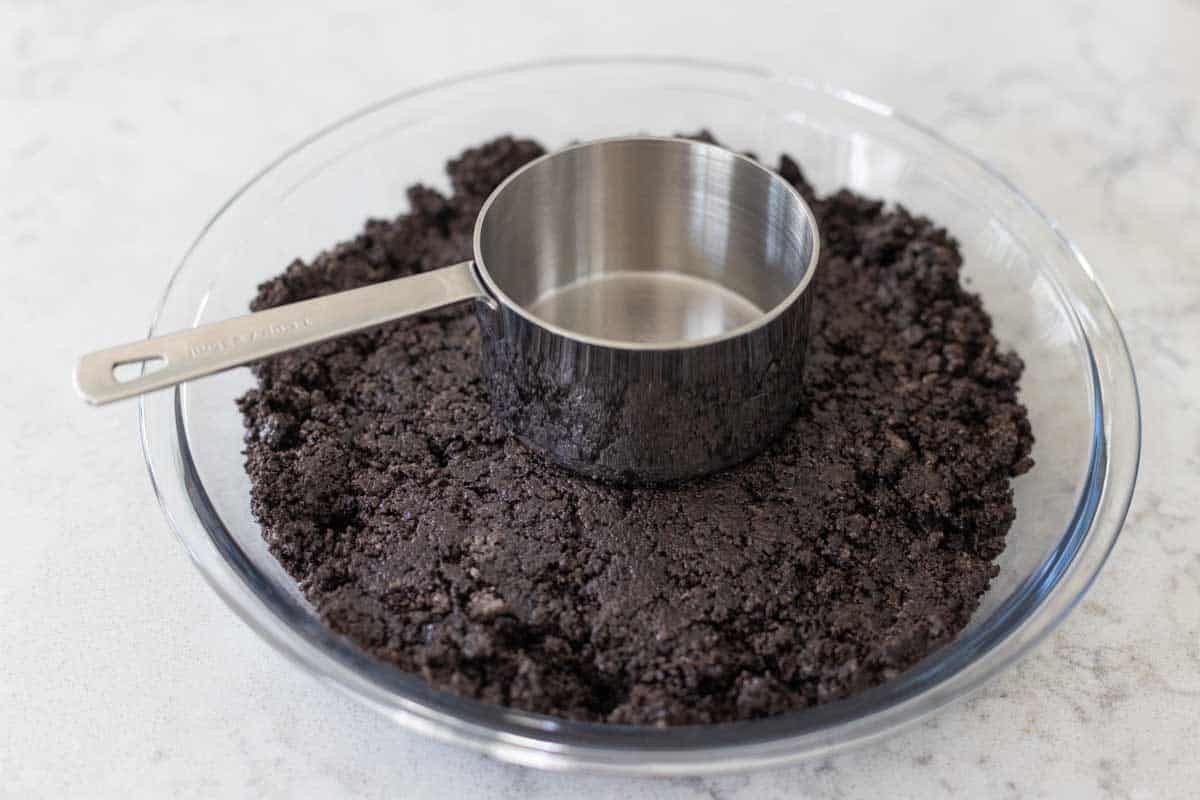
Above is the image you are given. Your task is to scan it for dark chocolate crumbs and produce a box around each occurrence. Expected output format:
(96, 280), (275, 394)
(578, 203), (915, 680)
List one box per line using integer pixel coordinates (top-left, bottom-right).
(236, 133), (1034, 726)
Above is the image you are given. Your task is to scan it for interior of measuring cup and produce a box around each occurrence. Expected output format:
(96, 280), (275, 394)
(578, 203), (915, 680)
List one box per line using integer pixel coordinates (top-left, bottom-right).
(474, 138), (816, 345)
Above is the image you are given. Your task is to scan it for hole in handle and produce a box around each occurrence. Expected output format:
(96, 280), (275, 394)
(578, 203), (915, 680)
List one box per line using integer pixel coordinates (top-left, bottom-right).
(113, 356), (166, 383)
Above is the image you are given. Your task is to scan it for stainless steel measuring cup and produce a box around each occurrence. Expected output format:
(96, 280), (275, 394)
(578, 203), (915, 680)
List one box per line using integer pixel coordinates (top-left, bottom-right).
(77, 137), (820, 483)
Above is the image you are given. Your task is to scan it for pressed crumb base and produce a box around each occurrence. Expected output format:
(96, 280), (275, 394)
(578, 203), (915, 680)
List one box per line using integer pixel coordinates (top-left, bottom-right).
(237, 133), (1034, 726)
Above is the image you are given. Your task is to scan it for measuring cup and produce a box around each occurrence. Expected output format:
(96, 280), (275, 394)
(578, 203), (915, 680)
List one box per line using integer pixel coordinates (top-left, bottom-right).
(76, 137), (820, 483)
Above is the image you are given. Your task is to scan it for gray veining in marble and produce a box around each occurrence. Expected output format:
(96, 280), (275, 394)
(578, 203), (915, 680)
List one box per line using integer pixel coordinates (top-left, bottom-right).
(2, 0), (1197, 797)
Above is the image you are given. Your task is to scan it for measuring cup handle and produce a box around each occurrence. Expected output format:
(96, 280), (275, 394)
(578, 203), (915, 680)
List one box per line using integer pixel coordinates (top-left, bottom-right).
(75, 261), (485, 405)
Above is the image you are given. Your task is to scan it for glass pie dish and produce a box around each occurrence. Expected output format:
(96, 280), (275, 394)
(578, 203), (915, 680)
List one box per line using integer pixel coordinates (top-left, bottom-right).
(138, 57), (1140, 774)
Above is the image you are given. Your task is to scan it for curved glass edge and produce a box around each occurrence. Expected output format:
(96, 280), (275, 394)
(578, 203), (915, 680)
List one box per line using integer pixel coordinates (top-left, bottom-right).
(136, 56), (1142, 775)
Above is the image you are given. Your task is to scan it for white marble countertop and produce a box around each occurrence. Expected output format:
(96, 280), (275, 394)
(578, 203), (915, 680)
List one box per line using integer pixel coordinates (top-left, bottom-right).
(4, 0), (1197, 796)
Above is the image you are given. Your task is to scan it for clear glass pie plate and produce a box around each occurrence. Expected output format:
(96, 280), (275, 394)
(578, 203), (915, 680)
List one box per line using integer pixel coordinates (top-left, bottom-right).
(138, 57), (1140, 774)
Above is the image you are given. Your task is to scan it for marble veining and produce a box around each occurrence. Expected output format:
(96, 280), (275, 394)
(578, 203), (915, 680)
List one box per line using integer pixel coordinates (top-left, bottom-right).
(3, 0), (1197, 797)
